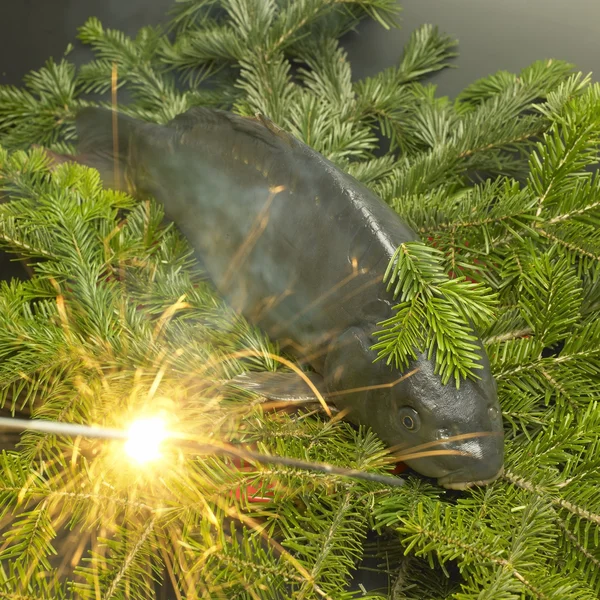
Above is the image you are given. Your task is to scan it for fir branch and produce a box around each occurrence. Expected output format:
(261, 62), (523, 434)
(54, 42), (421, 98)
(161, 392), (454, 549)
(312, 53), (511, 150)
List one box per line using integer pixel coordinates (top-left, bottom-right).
(372, 242), (497, 385)
(517, 255), (582, 347)
(77, 19), (196, 123)
(0, 501), (56, 574)
(397, 24), (458, 81)
(395, 496), (562, 599)
(103, 517), (159, 600)
(354, 24), (458, 148)
(166, 0), (223, 33)
(72, 518), (160, 600)
(504, 470), (600, 527)
(0, 60), (85, 151)
(456, 59), (575, 108)
(556, 520), (600, 592)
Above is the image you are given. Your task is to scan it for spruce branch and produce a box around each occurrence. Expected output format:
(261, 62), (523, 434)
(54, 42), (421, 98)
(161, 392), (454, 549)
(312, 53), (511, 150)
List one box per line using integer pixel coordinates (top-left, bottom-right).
(354, 25), (458, 151)
(372, 242), (497, 385)
(166, 0), (223, 33)
(0, 59), (85, 151)
(456, 59), (575, 109)
(77, 18), (199, 122)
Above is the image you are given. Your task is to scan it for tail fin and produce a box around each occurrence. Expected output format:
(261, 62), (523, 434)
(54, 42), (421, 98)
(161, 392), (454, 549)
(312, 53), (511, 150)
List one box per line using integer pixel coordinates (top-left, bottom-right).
(73, 107), (142, 191)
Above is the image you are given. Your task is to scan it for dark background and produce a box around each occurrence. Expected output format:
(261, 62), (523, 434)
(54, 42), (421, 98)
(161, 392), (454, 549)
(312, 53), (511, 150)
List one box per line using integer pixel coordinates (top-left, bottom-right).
(1, 0), (599, 95)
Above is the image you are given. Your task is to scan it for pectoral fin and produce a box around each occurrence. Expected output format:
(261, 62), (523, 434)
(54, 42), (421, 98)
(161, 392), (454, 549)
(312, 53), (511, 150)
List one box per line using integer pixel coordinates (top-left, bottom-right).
(229, 371), (327, 403)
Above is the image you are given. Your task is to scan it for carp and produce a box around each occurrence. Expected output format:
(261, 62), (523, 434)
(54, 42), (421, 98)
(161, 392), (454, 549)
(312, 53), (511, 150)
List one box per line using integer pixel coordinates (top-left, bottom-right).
(54, 106), (504, 489)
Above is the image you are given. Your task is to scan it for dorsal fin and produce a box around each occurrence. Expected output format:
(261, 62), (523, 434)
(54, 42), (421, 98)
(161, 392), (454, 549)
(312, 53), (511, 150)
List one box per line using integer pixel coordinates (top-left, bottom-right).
(255, 113), (296, 147)
(168, 107), (296, 152)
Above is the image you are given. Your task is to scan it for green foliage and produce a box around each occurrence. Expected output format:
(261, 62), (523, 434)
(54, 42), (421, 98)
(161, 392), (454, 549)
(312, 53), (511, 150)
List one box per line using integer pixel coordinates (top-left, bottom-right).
(0, 1), (599, 599)
(0, 58), (87, 151)
(372, 241), (497, 385)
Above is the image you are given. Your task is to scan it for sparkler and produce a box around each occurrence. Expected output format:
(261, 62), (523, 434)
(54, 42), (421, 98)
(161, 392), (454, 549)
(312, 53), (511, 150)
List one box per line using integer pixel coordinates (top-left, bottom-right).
(0, 416), (166, 465)
(124, 417), (169, 463)
(0, 415), (408, 487)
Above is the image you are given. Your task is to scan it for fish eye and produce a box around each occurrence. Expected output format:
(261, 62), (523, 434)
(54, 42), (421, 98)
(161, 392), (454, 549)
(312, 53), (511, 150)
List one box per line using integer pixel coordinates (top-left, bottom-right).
(398, 407), (420, 432)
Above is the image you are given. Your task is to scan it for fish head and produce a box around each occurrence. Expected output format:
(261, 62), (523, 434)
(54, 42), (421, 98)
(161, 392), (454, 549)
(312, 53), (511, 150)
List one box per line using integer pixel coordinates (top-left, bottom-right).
(324, 327), (504, 490)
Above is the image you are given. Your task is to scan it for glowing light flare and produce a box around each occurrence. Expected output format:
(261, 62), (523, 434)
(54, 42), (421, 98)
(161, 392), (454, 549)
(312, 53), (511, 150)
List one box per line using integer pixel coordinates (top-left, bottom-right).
(124, 417), (169, 464)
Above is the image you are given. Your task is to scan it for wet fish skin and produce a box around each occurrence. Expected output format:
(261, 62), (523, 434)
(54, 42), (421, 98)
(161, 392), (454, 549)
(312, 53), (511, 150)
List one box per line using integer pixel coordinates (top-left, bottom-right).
(63, 106), (504, 489)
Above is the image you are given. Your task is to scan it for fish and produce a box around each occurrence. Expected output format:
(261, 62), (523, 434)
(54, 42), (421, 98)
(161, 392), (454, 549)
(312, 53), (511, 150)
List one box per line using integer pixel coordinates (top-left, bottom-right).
(50, 106), (504, 490)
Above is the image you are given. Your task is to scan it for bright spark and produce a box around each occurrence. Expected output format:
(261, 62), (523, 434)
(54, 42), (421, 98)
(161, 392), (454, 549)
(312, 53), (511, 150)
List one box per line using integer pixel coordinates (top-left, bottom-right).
(124, 417), (168, 464)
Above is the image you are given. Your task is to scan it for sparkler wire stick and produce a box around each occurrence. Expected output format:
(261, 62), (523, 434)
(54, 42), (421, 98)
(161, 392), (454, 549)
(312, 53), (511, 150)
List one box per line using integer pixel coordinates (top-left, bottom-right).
(0, 417), (128, 439)
(189, 443), (407, 487)
(0, 417), (406, 487)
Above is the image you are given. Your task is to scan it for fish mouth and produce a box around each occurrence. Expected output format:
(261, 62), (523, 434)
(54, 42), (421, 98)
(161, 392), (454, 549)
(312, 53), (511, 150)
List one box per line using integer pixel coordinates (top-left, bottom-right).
(437, 466), (504, 490)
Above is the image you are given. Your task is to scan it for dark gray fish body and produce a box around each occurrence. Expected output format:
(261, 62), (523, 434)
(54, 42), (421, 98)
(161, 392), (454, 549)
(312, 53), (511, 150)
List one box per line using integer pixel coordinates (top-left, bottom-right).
(67, 107), (504, 489)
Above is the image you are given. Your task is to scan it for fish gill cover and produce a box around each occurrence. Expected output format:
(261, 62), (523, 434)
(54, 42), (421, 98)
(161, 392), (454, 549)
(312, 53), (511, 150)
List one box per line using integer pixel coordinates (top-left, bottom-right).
(0, 1), (598, 599)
